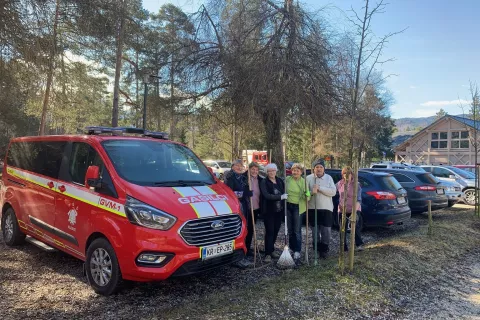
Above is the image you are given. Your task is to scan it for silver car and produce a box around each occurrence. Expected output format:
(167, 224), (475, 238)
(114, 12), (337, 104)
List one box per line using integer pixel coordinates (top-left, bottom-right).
(436, 179), (464, 207)
(421, 165), (476, 205)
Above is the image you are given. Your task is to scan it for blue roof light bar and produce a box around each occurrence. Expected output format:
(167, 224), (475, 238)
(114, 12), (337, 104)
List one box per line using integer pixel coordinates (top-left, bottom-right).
(84, 127), (169, 140)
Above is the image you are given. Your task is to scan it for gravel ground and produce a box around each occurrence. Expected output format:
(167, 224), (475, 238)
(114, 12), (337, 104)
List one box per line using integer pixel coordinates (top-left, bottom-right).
(0, 206), (478, 319)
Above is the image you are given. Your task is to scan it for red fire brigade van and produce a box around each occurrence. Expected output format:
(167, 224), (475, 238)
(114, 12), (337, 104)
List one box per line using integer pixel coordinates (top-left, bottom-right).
(0, 127), (246, 295)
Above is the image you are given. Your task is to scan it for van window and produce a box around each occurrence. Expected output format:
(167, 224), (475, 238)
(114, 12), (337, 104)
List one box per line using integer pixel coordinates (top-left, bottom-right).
(69, 142), (117, 198)
(7, 141), (66, 179)
(372, 165), (387, 168)
(102, 140), (215, 187)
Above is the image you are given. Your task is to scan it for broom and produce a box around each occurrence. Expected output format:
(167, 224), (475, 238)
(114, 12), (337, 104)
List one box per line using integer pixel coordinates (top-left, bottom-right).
(303, 145), (309, 265)
(277, 162), (295, 269)
(247, 166), (259, 267)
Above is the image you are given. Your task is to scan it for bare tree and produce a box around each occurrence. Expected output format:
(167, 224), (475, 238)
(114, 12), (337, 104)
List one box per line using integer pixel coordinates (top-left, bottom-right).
(342, 0), (406, 164)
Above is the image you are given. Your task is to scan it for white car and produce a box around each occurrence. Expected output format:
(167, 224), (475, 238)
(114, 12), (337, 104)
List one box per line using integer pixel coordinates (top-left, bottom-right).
(203, 160), (232, 180)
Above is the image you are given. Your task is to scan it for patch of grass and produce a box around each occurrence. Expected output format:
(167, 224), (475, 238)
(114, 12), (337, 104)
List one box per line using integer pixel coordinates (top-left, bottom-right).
(162, 209), (480, 319)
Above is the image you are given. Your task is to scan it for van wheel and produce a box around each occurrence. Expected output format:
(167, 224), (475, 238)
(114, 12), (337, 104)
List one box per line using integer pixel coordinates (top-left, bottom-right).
(464, 189), (475, 206)
(86, 238), (122, 296)
(1, 207), (26, 246)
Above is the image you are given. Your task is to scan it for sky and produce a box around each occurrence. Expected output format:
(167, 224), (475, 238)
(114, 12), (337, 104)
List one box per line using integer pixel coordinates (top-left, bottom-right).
(142, 0), (480, 119)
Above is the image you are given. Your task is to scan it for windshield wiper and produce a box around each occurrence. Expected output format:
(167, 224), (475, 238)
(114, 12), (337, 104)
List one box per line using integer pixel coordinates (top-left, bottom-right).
(154, 180), (209, 187)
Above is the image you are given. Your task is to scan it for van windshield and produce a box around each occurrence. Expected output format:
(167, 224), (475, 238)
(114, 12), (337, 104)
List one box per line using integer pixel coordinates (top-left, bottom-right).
(102, 140), (215, 187)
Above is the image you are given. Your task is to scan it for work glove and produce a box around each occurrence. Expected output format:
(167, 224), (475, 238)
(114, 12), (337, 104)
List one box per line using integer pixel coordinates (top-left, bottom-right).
(305, 190), (311, 197)
(281, 194), (288, 200)
(234, 191), (244, 198)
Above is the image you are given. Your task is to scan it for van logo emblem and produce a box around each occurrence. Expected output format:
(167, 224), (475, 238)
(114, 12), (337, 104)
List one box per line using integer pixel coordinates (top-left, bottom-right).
(211, 220), (224, 229)
(67, 204), (78, 226)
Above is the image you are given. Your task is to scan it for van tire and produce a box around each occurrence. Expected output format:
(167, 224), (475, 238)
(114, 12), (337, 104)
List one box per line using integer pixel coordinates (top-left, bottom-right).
(85, 238), (122, 296)
(1, 207), (26, 246)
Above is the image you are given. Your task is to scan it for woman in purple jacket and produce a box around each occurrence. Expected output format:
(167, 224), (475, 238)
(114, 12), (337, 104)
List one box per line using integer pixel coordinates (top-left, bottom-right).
(336, 166), (365, 252)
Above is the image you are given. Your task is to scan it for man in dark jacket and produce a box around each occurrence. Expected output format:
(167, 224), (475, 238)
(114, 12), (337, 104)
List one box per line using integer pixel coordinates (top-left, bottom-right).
(224, 159), (253, 268)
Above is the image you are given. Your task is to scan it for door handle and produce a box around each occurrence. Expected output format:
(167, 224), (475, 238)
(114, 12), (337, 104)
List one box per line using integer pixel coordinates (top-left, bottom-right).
(47, 181), (54, 189)
(58, 185), (66, 193)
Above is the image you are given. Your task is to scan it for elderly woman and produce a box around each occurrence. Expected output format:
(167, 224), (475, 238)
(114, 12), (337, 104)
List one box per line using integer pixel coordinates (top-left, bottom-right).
(224, 159), (253, 267)
(244, 162), (264, 256)
(260, 163), (287, 262)
(285, 163), (310, 263)
(336, 166), (365, 252)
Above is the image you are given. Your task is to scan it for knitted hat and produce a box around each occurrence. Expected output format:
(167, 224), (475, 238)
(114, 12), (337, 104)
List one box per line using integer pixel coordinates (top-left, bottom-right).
(313, 159), (325, 169)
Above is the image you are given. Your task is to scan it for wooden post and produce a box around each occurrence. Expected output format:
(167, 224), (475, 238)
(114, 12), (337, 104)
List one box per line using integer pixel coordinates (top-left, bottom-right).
(339, 171), (349, 275)
(349, 161), (359, 273)
(427, 200), (433, 236)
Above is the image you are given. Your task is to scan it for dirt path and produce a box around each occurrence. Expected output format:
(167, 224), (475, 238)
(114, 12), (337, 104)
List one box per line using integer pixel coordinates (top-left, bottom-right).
(400, 250), (480, 320)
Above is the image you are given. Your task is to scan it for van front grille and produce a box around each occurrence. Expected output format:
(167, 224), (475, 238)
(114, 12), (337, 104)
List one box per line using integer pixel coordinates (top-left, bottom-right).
(179, 215), (242, 247)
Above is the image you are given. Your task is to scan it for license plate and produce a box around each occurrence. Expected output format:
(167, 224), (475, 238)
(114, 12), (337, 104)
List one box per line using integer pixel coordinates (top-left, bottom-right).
(201, 241), (234, 260)
(397, 197), (406, 204)
(437, 188), (445, 195)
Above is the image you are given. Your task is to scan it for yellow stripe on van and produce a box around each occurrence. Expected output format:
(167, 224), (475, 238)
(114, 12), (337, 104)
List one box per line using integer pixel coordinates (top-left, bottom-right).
(6, 167), (126, 218)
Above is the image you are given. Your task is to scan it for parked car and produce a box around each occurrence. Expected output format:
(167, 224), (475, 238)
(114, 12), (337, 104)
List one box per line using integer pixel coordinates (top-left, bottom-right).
(370, 162), (424, 171)
(363, 168), (448, 213)
(435, 179), (463, 207)
(203, 160), (232, 180)
(452, 164), (476, 175)
(421, 165), (476, 205)
(320, 169), (411, 230)
(1, 127), (246, 295)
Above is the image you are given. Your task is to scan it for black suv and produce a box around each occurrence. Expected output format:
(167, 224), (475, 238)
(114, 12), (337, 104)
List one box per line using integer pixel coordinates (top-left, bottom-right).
(362, 168), (448, 213)
(324, 169), (411, 230)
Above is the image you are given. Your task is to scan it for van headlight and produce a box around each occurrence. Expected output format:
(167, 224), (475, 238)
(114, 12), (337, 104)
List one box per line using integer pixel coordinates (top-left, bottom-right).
(125, 196), (177, 230)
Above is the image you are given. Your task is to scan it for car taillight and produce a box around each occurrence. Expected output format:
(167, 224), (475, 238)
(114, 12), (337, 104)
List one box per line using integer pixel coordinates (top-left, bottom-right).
(366, 191), (397, 200)
(414, 185), (437, 191)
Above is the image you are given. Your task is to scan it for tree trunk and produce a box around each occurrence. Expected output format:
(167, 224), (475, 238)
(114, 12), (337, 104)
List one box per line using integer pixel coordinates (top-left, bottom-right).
(39, 0), (60, 136)
(263, 108), (284, 175)
(112, 1), (126, 127)
(169, 54), (175, 139)
(348, 0), (369, 165)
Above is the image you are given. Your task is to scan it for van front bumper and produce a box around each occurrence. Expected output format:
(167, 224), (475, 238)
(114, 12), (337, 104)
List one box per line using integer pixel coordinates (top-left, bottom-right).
(117, 225), (247, 282)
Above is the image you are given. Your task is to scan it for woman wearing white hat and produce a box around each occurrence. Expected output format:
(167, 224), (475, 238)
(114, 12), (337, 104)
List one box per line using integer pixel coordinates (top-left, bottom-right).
(259, 163), (288, 262)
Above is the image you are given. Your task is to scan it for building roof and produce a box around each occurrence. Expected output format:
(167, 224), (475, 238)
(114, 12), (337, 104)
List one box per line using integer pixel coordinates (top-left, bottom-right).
(449, 115), (480, 130)
(394, 115), (478, 152)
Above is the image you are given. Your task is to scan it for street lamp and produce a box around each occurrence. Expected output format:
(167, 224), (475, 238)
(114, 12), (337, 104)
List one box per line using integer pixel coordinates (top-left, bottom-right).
(142, 73), (161, 130)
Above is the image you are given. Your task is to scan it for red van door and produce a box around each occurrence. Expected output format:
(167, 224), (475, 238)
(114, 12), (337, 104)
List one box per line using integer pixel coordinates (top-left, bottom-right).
(55, 142), (119, 256)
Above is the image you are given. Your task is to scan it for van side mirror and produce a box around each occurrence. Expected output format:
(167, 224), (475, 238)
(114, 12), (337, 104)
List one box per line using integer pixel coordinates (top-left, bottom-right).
(449, 174), (456, 179)
(85, 165), (101, 189)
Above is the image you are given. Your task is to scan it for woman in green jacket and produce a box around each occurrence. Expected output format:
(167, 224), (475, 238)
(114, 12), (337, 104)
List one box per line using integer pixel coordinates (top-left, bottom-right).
(286, 163), (310, 264)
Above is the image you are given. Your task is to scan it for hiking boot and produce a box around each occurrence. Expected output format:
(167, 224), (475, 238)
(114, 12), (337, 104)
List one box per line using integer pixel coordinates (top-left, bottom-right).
(294, 252), (301, 260)
(356, 245), (365, 252)
(271, 251), (281, 259)
(264, 255), (272, 263)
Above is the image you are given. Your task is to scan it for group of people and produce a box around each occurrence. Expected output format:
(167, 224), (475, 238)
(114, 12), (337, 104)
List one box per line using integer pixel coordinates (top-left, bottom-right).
(224, 159), (365, 268)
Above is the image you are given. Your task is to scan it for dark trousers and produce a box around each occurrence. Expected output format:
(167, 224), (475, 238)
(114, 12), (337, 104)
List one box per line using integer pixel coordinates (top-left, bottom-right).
(307, 209), (333, 253)
(342, 211), (364, 249)
(286, 203), (302, 253)
(245, 209), (260, 252)
(264, 210), (283, 255)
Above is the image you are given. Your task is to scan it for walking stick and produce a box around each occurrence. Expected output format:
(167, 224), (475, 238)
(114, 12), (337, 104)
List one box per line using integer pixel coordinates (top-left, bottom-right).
(314, 176), (318, 266)
(247, 167), (258, 267)
(303, 145), (309, 265)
